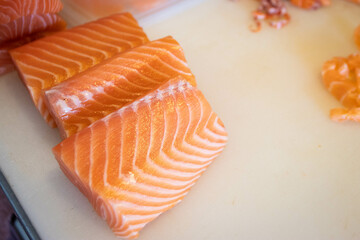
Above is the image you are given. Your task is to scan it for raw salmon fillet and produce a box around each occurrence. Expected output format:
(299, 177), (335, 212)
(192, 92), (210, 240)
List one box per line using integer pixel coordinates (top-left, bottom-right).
(0, 0), (63, 24)
(322, 54), (360, 122)
(10, 13), (149, 127)
(44, 36), (196, 139)
(52, 77), (228, 239)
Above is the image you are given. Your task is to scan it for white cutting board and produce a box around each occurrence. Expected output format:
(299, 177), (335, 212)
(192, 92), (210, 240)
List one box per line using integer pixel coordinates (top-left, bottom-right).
(1, 0), (360, 239)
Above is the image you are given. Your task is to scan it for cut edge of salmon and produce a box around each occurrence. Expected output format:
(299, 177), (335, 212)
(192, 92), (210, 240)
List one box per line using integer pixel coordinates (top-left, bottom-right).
(52, 76), (228, 239)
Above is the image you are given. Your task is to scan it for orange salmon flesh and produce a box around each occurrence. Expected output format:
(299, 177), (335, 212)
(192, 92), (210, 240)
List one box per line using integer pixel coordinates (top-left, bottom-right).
(53, 77), (228, 239)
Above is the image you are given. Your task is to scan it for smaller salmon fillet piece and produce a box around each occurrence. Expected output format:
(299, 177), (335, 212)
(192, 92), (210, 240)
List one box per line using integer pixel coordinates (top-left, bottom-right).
(0, 0), (63, 24)
(290, 0), (330, 9)
(355, 25), (360, 51)
(10, 12), (149, 128)
(44, 36), (196, 139)
(53, 77), (228, 239)
(322, 54), (360, 122)
(0, 13), (66, 44)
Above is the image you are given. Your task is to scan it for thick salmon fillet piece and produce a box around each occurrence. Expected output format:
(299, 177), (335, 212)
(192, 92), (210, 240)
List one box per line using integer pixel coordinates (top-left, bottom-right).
(53, 77), (228, 239)
(44, 36), (196, 139)
(10, 12), (149, 128)
(322, 54), (360, 122)
(0, 0), (63, 24)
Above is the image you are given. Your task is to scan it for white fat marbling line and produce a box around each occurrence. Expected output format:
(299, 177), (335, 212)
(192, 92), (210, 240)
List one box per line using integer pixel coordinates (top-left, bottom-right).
(80, 27), (130, 47)
(104, 170), (196, 198)
(53, 35), (109, 59)
(118, 54), (172, 78)
(14, 54), (59, 82)
(20, 52), (71, 77)
(40, 40), (96, 65)
(84, 25), (141, 45)
(72, 29), (123, 51)
(53, 84), (114, 116)
(55, 100), (72, 116)
(113, 199), (178, 213)
(142, 154), (205, 179)
(88, 127), (95, 188)
(338, 62), (349, 76)
(201, 114), (228, 141)
(123, 212), (163, 223)
(94, 20), (145, 39)
(26, 45), (85, 71)
(123, 175), (196, 196)
(112, 14), (138, 26)
(37, 97), (56, 128)
(187, 94), (226, 149)
(110, 14), (139, 27)
(73, 133), (81, 178)
(101, 71), (150, 91)
(107, 63), (161, 84)
(104, 183), (188, 205)
(140, 45), (189, 67)
(158, 149), (213, 169)
(132, 50), (192, 76)
(165, 99), (219, 163)
(132, 166), (202, 188)
(321, 62), (336, 76)
(80, 90), (93, 101)
(98, 81), (192, 125)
